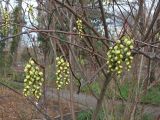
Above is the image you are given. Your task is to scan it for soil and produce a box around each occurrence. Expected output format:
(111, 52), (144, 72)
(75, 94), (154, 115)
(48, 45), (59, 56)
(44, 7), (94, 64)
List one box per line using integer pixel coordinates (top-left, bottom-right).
(0, 87), (79, 120)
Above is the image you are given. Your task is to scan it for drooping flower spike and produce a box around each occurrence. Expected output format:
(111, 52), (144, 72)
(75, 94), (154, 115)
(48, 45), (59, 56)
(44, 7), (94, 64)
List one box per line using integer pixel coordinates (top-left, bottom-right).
(23, 58), (44, 100)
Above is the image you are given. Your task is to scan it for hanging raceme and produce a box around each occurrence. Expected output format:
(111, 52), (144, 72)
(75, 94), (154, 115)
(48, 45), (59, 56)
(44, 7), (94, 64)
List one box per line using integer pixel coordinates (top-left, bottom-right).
(56, 56), (70, 90)
(123, 36), (134, 70)
(23, 58), (44, 100)
(106, 36), (134, 76)
(1, 9), (10, 36)
(76, 18), (83, 38)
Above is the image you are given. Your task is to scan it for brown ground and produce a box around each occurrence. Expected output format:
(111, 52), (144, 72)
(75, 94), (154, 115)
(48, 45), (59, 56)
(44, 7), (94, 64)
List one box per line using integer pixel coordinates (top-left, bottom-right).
(0, 87), (79, 120)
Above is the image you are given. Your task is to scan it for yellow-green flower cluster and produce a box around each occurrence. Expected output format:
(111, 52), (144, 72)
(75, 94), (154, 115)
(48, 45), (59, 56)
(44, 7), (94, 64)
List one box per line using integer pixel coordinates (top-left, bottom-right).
(123, 36), (134, 70)
(23, 58), (44, 100)
(107, 36), (134, 76)
(56, 56), (70, 90)
(76, 18), (83, 38)
(1, 10), (10, 36)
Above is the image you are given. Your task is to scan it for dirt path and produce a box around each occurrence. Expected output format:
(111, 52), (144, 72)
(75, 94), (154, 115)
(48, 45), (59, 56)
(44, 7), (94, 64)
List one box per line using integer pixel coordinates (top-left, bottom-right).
(46, 88), (160, 119)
